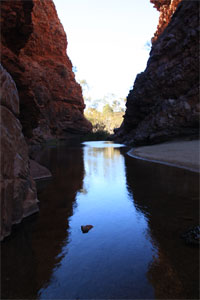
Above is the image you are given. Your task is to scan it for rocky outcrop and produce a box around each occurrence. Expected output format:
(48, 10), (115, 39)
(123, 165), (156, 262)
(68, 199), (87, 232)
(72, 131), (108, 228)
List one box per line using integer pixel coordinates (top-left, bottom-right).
(151, 0), (182, 42)
(115, 0), (199, 145)
(0, 64), (39, 241)
(1, 0), (92, 141)
(30, 159), (52, 180)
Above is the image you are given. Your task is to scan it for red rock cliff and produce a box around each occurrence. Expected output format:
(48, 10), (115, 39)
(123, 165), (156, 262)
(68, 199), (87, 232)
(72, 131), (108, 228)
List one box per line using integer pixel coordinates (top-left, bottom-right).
(151, 0), (182, 42)
(1, 0), (92, 141)
(115, 0), (199, 145)
(0, 64), (39, 241)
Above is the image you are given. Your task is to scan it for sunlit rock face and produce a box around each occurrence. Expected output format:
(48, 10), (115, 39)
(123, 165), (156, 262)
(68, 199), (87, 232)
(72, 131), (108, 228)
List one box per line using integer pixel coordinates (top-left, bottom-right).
(115, 1), (199, 145)
(0, 64), (39, 241)
(150, 0), (182, 42)
(1, 0), (92, 141)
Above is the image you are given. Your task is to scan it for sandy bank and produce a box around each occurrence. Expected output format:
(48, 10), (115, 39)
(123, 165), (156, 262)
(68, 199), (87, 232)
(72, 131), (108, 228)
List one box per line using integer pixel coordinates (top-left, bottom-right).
(128, 140), (200, 173)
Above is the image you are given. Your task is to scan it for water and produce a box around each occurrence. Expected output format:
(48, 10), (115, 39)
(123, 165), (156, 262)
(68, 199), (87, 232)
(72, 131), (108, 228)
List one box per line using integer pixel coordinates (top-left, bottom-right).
(1, 141), (199, 299)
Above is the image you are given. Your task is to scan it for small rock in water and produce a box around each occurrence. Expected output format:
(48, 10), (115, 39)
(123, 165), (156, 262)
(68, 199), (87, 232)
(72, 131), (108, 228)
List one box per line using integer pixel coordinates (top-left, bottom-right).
(81, 225), (93, 233)
(181, 225), (200, 246)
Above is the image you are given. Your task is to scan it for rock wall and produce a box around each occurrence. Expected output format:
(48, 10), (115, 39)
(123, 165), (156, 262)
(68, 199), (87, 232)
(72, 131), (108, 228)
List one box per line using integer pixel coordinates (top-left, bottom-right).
(151, 0), (182, 42)
(0, 64), (39, 241)
(115, 0), (199, 145)
(1, 0), (92, 141)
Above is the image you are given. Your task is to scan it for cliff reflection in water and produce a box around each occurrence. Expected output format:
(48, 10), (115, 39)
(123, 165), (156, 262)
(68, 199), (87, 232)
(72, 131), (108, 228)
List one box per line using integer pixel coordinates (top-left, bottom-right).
(37, 141), (155, 299)
(1, 145), (85, 299)
(2, 141), (199, 299)
(124, 155), (199, 299)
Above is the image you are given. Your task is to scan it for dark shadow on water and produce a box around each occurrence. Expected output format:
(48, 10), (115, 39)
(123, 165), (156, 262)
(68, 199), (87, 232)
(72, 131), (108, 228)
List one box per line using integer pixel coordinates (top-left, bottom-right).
(124, 154), (199, 299)
(1, 144), (85, 299)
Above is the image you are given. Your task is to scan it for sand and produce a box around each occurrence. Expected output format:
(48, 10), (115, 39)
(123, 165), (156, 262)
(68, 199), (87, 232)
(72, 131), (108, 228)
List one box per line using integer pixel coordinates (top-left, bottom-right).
(128, 139), (200, 173)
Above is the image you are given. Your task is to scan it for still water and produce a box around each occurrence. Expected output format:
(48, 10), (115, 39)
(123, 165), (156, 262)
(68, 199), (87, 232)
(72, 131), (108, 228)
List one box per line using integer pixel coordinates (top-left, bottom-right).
(1, 141), (199, 299)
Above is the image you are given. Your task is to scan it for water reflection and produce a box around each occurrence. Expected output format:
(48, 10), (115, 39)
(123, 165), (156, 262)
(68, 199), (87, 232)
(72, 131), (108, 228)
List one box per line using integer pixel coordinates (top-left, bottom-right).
(125, 155), (199, 299)
(1, 145), (85, 299)
(1, 141), (198, 299)
(38, 142), (155, 299)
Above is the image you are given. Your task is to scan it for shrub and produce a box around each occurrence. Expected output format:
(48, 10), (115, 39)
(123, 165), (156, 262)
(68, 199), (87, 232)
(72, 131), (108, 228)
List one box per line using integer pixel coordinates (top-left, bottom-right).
(84, 107), (123, 140)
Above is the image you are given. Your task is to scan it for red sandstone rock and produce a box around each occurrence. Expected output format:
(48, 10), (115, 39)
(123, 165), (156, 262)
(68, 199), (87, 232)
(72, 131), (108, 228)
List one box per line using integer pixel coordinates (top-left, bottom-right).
(1, 0), (92, 140)
(114, 1), (199, 145)
(151, 0), (182, 42)
(0, 64), (39, 241)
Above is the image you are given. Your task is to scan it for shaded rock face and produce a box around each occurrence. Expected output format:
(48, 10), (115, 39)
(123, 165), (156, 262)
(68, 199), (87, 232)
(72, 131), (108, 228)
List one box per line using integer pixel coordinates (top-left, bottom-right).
(1, 0), (92, 141)
(0, 64), (39, 241)
(115, 1), (199, 145)
(1, 145), (85, 298)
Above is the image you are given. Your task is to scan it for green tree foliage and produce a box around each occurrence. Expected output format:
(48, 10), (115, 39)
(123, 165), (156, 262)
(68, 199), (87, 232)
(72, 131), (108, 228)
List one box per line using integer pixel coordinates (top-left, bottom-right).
(85, 107), (124, 138)
(79, 79), (125, 139)
(102, 104), (113, 115)
(79, 79), (89, 91)
(112, 100), (121, 112)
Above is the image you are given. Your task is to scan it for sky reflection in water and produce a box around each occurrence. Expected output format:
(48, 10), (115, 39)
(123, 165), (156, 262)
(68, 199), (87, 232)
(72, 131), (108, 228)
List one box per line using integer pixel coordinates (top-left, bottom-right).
(39, 141), (156, 299)
(2, 141), (198, 299)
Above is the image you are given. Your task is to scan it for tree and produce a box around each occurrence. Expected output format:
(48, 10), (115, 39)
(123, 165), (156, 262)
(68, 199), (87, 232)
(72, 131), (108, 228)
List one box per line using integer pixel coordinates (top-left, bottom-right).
(112, 100), (121, 112)
(79, 79), (89, 92)
(102, 104), (113, 115)
(91, 99), (101, 110)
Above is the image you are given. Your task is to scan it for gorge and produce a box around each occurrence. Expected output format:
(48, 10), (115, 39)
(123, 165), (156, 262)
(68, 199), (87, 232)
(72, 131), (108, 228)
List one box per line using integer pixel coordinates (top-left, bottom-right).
(1, 0), (198, 241)
(0, 1), (199, 298)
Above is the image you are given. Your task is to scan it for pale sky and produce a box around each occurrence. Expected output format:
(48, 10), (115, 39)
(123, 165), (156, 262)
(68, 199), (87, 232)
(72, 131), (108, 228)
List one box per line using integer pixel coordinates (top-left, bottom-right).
(54, 0), (159, 102)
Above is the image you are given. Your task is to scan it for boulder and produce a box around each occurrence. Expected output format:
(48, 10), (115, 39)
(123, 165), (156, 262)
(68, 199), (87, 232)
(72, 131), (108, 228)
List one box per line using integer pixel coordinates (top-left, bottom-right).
(29, 159), (52, 180)
(81, 225), (94, 234)
(0, 64), (38, 241)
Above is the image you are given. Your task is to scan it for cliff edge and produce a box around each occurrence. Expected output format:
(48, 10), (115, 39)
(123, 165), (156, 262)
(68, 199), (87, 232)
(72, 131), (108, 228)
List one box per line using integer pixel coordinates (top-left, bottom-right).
(114, 0), (199, 145)
(1, 0), (92, 142)
(0, 0), (92, 240)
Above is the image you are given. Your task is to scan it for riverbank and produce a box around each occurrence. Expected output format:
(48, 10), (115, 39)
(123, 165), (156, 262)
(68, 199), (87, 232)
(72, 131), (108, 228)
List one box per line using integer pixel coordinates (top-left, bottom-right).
(128, 139), (200, 173)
